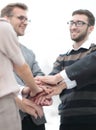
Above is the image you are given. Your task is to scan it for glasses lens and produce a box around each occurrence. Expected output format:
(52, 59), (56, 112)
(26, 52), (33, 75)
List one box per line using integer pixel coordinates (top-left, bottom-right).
(18, 16), (27, 21)
(67, 21), (88, 27)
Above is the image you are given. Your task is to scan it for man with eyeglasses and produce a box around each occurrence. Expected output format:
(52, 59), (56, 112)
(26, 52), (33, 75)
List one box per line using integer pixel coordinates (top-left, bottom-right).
(35, 9), (96, 130)
(0, 3), (46, 130)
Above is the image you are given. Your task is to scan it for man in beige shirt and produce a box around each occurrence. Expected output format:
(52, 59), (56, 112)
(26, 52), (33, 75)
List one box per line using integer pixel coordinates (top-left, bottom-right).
(0, 18), (43, 130)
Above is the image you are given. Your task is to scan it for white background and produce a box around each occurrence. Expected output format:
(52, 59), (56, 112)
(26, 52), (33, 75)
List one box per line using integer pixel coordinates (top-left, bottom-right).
(0, 1), (96, 130)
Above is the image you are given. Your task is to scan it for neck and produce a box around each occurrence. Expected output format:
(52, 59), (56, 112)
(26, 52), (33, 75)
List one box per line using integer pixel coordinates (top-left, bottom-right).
(73, 37), (88, 49)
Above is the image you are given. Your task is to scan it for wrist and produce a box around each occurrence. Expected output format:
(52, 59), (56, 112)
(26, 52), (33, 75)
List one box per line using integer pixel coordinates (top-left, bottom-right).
(58, 81), (67, 91)
(55, 73), (64, 84)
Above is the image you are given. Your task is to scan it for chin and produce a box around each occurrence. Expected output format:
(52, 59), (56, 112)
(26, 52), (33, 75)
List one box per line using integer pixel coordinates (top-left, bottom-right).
(19, 33), (24, 36)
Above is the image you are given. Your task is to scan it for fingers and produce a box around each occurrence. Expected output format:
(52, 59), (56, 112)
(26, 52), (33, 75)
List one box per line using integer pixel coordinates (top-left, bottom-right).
(22, 87), (31, 96)
(32, 104), (44, 118)
(34, 76), (44, 85)
(25, 105), (38, 119)
(33, 91), (53, 106)
(35, 76), (54, 85)
(22, 98), (44, 118)
(29, 86), (43, 97)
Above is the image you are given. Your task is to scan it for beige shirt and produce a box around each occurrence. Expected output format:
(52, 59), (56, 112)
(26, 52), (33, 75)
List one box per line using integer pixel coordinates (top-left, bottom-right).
(0, 18), (25, 97)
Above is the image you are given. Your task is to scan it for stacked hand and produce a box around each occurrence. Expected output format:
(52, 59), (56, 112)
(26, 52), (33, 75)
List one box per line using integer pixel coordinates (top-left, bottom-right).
(32, 75), (67, 106)
(19, 84), (53, 118)
(32, 83), (64, 106)
(17, 75), (67, 119)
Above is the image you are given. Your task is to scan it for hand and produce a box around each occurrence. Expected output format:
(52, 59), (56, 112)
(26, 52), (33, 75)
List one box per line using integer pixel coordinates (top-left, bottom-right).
(29, 80), (53, 98)
(31, 84), (53, 106)
(21, 85), (53, 106)
(33, 81), (67, 106)
(33, 90), (53, 106)
(45, 81), (67, 96)
(35, 74), (64, 85)
(15, 96), (44, 119)
(22, 87), (31, 96)
(34, 76), (44, 86)
(23, 82), (43, 97)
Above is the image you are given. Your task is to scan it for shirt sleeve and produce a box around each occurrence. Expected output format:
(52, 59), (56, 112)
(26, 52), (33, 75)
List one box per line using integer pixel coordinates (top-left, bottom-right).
(60, 70), (77, 89)
(17, 85), (25, 100)
(0, 21), (25, 66)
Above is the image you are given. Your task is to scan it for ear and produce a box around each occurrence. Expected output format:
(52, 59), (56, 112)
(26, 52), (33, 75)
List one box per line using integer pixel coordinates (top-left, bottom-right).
(4, 16), (8, 19)
(4, 16), (10, 22)
(89, 26), (94, 33)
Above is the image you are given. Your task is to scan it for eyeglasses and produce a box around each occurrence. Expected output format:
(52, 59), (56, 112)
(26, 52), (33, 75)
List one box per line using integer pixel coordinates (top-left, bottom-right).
(11, 15), (31, 22)
(67, 20), (89, 27)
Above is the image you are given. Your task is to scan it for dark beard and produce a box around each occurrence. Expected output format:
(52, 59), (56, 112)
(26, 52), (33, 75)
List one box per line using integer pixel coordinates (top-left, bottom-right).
(71, 27), (88, 42)
(72, 31), (88, 42)
(72, 35), (86, 42)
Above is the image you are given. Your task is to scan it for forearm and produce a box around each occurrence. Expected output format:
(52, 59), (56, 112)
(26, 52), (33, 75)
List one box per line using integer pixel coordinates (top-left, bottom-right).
(14, 63), (41, 95)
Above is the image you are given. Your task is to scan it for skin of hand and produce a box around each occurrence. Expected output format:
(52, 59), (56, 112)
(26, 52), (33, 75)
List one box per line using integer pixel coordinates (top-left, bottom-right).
(34, 81), (66, 106)
(22, 86), (53, 106)
(22, 82), (53, 107)
(22, 77), (52, 106)
(35, 73), (64, 85)
(21, 86), (31, 96)
(34, 76), (43, 86)
(33, 81), (67, 106)
(22, 97), (44, 118)
(15, 87), (44, 118)
(47, 81), (67, 96)
(32, 90), (53, 106)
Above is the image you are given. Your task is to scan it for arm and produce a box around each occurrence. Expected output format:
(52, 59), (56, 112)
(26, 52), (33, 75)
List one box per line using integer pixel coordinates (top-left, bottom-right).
(14, 46), (45, 95)
(65, 51), (96, 87)
(29, 50), (45, 76)
(0, 20), (42, 96)
(39, 51), (96, 88)
(20, 45), (45, 77)
(13, 63), (42, 96)
(43, 51), (96, 88)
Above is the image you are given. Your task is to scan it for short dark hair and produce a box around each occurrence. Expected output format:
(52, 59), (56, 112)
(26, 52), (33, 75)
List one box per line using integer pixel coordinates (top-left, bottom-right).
(1, 3), (28, 17)
(72, 9), (95, 26)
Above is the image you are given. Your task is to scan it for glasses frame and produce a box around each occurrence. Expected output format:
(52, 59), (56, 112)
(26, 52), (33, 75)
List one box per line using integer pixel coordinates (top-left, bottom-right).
(67, 20), (90, 27)
(10, 15), (31, 23)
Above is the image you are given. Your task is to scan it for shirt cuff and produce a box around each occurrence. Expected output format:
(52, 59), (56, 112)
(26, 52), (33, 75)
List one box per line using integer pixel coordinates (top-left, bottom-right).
(17, 85), (25, 100)
(60, 70), (77, 89)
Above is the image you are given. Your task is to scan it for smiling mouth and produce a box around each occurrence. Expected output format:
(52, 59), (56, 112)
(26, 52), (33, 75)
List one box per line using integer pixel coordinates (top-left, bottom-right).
(71, 32), (77, 36)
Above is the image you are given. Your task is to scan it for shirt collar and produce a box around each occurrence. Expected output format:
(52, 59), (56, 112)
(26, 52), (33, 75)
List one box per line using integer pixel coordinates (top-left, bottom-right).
(67, 39), (94, 54)
(0, 17), (8, 22)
